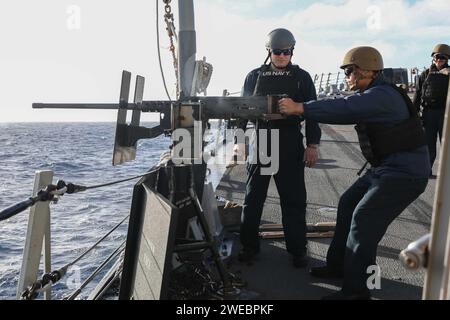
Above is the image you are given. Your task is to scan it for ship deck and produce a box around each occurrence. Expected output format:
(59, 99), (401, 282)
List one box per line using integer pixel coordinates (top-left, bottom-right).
(215, 124), (435, 300)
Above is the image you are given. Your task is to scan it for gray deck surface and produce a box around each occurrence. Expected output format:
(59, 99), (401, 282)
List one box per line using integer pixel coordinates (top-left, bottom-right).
(215, 124), (436, 300)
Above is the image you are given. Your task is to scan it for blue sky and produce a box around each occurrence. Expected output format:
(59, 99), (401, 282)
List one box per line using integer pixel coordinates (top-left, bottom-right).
(0, 0), (449, 122)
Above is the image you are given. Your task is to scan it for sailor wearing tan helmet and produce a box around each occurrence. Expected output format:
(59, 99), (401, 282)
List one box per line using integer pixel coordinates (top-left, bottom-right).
(413, 44), (450, 176)
(279, 46), (430, 300)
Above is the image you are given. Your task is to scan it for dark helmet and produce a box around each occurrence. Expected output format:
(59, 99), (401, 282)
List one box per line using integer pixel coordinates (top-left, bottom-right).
(265, 28), (296, 50)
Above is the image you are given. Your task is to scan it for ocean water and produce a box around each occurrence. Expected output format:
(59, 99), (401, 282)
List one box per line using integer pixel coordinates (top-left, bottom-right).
(0, 122), (171, 299)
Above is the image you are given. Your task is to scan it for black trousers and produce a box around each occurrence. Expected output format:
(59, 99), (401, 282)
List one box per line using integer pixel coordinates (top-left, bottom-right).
(240, 127), (307, 256)
(423, 108), (445, 170)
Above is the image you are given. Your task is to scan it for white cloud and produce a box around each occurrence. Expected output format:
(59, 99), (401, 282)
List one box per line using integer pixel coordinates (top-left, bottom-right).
(195, 0), (450, 96)
(0, 0), (449, 122)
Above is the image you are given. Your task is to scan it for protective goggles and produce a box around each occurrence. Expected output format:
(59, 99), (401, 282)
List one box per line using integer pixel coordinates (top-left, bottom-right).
(435, 54), (449, 61)
(344, 66), (355, 77)
(272, 48), (293, 56)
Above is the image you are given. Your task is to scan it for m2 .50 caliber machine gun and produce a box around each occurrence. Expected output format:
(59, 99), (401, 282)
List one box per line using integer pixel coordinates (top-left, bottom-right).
(33, 70), (287, 300)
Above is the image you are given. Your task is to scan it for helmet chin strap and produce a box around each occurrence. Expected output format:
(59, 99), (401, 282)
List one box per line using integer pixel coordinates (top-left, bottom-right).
(349, 70), (364, 90)
(353, 70), (376, 91)
(354, 78), (361, 89)
(264, 51), (271, 65)
(433, 58), (448, 70)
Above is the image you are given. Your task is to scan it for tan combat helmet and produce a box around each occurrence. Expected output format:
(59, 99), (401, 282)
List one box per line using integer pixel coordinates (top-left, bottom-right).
(431, 44), (450, 57)
(340, 46), (384, 71)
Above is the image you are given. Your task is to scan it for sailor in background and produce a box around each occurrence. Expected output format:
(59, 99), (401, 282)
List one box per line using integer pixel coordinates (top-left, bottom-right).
(237, 28), (321, 268)
(279, 46), (430, 300)
(413, 44), (450, 177)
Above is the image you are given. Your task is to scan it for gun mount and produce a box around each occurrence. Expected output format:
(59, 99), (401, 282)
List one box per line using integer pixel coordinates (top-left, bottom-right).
(32, 70), (291, 299)
(33, 70), (284, 166)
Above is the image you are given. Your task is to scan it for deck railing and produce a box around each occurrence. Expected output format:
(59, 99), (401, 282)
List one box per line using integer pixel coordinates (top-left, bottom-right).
(313, 67), (428, 96)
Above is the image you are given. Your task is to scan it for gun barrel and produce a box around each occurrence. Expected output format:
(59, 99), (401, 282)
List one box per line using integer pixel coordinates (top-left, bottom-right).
(32, 102), (174, 113)
(32, 103), (127, 110)
(33, 96), (272, 120)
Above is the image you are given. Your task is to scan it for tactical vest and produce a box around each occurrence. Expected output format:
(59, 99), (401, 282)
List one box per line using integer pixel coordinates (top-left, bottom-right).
(422, 71), (449, 109)
(355, 84), (426, 167)
(253, 64), (303, 127)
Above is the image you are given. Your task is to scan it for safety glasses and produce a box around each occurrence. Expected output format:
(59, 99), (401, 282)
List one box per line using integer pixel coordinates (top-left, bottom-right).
(344, 66), (355, 77)
(272, 48), (293, 56)
(435, 54), (449, 61)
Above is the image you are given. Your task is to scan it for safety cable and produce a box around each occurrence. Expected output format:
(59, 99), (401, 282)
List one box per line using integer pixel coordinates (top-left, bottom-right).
(163, 0), (179, 96)
(62, 215), (129, 270)
(65, 240), (127, 300)
(20, 217), (129, 300)
(156, 0), (173, 101)
(83, 167), (160, 190)
(15, 167), (162, 298)
(0, 167), (160, 222)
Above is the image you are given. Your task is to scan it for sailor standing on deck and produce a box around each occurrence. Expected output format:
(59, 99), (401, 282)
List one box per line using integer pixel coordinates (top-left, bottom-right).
(237, 28), (321, 268)
(279, 46), (430, 299)
(413, 44), (450, 177)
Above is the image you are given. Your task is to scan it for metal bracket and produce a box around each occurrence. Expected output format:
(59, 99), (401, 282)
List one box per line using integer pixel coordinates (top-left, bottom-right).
(112, 73), (168, 166)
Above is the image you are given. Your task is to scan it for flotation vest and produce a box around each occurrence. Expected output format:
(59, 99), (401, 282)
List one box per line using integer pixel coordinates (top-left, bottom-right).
(355, 84), (426, 167)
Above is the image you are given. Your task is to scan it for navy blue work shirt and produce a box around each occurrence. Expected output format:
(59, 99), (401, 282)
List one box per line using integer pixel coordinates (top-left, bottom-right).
(304, 76), (430, 178)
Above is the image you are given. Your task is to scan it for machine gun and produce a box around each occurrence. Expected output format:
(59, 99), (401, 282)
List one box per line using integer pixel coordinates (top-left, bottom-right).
(33, 70), (287, 300)
(33, 71), (284, 166)
(31, 0), (298, 301)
